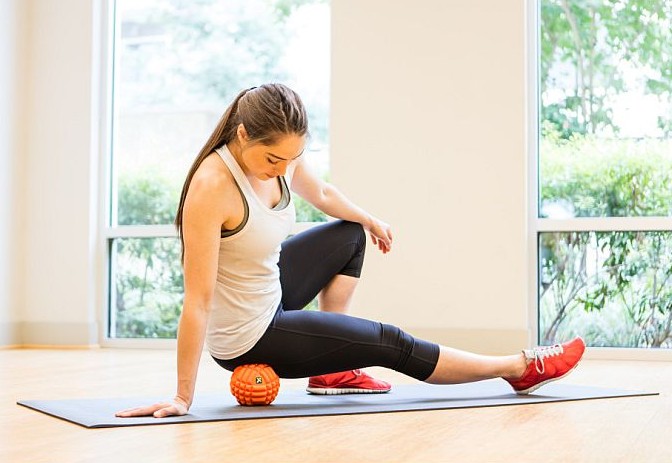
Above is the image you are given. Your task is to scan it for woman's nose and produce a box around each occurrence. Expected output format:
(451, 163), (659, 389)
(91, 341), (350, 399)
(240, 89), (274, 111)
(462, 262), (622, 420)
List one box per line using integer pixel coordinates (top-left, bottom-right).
(275, 163), (288, 176)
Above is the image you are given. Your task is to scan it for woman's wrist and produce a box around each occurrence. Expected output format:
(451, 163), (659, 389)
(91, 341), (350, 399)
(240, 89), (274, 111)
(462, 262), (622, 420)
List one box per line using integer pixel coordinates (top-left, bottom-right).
(360, 213), (376, 230)
(174, 394), (191, 409)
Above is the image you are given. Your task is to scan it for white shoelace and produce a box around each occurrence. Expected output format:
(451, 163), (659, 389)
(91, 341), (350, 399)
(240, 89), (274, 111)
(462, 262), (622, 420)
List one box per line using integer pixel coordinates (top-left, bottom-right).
(522, 344), (564, 374)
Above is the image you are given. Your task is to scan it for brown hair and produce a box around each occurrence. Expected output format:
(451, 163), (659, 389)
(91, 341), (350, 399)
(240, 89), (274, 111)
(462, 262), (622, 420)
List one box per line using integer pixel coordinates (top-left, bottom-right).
(175, 83), (308, 261)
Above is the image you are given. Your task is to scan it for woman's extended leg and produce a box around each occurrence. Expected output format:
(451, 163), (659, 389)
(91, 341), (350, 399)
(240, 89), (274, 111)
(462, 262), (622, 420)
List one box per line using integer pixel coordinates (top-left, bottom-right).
(213, 307), (585, 396)
(425, 346), (526, 384)
(428, 338), (586, 396)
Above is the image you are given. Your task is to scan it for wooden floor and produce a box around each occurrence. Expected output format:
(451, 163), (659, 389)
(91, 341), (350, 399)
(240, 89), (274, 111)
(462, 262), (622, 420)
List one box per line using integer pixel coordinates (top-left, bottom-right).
(1, 348), (670, 463)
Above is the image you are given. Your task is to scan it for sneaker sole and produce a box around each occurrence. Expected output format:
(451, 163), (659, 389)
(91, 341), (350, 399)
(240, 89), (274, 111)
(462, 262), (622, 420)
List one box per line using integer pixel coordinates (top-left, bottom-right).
(514, 361), (580, 395)
(306, 387), (391, 395)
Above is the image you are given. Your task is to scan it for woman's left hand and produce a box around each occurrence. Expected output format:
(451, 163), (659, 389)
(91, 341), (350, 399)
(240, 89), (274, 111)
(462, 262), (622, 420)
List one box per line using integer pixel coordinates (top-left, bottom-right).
(115, 397), (189, 419)
(365, 217), (393, 254)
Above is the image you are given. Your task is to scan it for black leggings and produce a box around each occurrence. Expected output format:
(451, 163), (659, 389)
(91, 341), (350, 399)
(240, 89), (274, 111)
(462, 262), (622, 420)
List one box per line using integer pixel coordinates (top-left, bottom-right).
(213, 220), (440, 381)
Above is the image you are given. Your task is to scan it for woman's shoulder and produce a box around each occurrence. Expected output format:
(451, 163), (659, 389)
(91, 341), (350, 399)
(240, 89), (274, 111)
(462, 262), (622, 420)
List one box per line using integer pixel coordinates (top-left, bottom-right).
(187, 153), (238, 216)
(183, 154), (239, 226)
(192, 153), (235, 190)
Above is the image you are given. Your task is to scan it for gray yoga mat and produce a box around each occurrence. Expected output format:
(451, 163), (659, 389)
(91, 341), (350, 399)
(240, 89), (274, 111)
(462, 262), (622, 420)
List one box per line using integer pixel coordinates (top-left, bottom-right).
(17, 380), (657, 428)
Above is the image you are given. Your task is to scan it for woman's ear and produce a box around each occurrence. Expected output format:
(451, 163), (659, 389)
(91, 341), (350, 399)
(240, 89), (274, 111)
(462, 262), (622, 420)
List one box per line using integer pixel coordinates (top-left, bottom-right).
(236, 124), (249, 144)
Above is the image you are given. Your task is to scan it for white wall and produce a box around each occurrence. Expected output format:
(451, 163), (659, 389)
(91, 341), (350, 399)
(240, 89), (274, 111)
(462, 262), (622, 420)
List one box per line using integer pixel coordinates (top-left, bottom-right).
(15, 0), (99, 345)
(0, 0), (25, 345)
(332, 0), (529, 353)
(4, 0), (530, 352)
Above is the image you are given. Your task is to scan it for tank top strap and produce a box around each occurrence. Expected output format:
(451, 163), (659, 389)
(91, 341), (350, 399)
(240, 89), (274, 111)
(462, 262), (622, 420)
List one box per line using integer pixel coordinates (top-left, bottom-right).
(215, 145), (255, 196)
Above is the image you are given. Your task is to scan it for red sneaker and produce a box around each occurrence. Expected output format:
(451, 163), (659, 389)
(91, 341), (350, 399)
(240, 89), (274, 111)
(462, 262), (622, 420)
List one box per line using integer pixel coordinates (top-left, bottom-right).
(505, 337), (586, 395)
(307, 369), (392, 395)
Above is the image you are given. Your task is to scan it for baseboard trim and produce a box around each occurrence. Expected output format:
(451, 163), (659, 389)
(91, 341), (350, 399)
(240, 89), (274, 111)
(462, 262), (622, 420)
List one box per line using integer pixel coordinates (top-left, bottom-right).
(0, 322), (22, 346)
(19, 321), (99, 346)
(20, 344), (101, 350)
(403, 327), (531, 355)
(583, 347), (672, 362)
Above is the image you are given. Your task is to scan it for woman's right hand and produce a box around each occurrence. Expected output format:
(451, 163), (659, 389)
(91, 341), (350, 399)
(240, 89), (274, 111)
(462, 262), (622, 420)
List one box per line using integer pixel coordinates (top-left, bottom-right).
(115, 397), (189, 419)
(364, 216), (393, 254)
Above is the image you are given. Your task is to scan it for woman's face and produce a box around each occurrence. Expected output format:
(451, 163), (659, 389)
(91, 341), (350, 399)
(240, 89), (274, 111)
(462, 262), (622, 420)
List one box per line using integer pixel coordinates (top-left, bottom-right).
(238, 128), (306, 180)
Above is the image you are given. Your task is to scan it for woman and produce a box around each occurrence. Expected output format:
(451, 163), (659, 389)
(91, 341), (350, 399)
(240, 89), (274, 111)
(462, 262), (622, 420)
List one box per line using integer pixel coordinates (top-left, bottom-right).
(117, 83), (584, 418)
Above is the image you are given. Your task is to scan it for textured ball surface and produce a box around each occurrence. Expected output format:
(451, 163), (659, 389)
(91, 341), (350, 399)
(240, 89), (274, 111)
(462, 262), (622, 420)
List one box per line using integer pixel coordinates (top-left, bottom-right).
(230, 364), (280, 406)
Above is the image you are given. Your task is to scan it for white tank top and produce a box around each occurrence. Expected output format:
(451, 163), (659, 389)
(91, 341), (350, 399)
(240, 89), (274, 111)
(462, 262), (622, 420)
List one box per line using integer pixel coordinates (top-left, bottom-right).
(207, 145), (296, 360)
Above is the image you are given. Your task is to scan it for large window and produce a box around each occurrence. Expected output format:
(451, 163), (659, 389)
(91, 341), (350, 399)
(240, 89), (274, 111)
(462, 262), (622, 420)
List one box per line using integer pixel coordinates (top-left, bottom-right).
(105, 0), (330, 340)
(536, 0), (672, 349)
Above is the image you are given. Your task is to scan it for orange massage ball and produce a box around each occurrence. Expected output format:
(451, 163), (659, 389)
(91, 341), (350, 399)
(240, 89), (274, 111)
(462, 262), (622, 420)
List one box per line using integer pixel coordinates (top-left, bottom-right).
(230, 364), (280, 406)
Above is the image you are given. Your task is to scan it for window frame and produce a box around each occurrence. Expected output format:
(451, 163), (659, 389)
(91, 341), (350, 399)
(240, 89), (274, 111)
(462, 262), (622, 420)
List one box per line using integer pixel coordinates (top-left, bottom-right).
(97, 0), (325, 347)
(527, 0), (672, 360)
